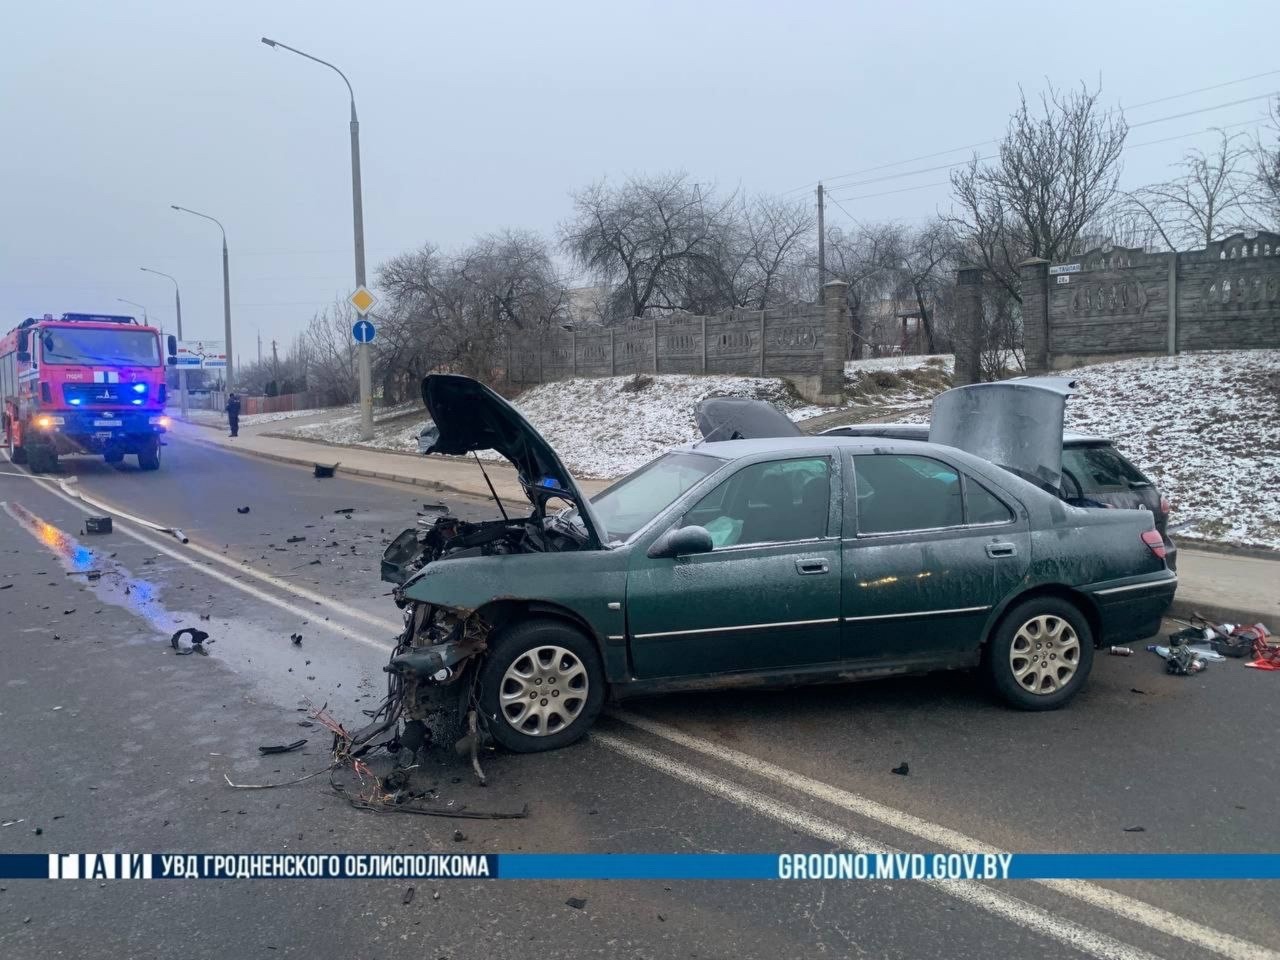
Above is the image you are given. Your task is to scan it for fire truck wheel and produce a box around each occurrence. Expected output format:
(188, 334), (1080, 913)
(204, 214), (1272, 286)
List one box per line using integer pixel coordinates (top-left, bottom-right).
(27, 445), (57, 474)
(7, 434), (27, 464)
(137, 438), (161, 471)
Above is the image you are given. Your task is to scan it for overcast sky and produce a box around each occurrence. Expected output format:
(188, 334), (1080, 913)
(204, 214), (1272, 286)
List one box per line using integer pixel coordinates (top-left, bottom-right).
(3, 0), (1276, 360)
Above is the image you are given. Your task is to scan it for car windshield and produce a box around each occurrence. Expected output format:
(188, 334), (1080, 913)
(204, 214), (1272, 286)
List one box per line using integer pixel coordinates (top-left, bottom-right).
(590, 451), (722, 541)
(40, 326), (160, 366)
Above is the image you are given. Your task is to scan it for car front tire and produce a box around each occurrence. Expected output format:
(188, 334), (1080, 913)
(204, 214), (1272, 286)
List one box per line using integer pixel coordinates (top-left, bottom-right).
(986, 597), (1094, 711)
(477, 618), (605, 753)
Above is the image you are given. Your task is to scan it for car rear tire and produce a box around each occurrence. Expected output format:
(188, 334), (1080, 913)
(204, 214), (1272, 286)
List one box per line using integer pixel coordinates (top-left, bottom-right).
(986, 597), (1094, 711)
(137, 438), (161, 471)
(477, 618), (605, 753)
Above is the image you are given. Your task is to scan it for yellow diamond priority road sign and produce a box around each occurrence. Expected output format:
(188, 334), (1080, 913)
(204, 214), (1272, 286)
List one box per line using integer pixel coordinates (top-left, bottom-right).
(348, 286), (377, 315)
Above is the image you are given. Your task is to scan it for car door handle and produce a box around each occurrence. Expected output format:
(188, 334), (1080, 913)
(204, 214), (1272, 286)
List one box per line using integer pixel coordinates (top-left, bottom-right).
(986, 542), (1017, 559)
(795, 558), (829, 575)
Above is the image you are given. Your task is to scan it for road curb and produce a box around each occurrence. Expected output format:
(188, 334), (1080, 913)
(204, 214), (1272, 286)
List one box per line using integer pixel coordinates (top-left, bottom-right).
(1168, 596), (1273, 629)
(178, 431), (492, 502)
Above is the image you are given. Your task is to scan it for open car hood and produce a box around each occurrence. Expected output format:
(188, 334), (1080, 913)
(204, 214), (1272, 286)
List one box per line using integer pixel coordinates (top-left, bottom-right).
(695, 397), (803, 441)
(928, 377), (1078, 492)
(419, 374), (605, 547)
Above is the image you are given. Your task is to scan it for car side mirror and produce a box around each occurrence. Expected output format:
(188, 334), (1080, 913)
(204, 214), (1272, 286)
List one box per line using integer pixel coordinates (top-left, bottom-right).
(647, 524), (714, 559)
(167, 334), (178, 358)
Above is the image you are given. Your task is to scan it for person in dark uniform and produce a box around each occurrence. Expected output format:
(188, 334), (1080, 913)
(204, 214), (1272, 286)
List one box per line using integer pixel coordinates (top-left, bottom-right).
(225, 392), (241, 438)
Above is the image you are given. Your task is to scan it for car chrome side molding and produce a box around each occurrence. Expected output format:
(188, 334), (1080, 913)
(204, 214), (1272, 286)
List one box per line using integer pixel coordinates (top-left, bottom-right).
(843, 605), (991, 622)
(633, 617), (841, 640)
(1092, 576), (1178, 596)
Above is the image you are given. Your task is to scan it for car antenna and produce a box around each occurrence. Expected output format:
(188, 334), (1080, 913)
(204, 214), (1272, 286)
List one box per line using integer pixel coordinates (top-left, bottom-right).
(472, 452), (510, 521)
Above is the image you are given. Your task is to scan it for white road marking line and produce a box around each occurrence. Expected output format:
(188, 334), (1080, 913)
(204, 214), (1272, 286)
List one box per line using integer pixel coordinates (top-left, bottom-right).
(611, 710), (1278, 960)
(595, 732), (1162, 960)
(8, 483), (396, 653)
(11, 465), (403, 634)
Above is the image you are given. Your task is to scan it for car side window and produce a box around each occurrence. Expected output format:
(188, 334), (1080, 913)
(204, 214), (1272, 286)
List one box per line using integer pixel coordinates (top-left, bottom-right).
(1061, 445), (1149, 494)
(685, 457), (831, 548)
(965, 477), (1014, 524)
(854, 455), (964, 534)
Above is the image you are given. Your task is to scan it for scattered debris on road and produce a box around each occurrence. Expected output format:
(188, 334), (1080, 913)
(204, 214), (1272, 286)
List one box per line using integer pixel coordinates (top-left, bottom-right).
(333, 507), (355, 515)
(84, 516), (112, 534)
(236, 506), (251, 514)
(1123, 826), (1146, 833)
(891, 762), (910, 776)
(286, 536), (306, 544)
(313, 463), (338, 479)
(170, 627), (211, 656)
(402, 887), (415, 905)
(258, 739), (308, 755)
(565, 897), (587, 910)
(290, 632), (303, 646)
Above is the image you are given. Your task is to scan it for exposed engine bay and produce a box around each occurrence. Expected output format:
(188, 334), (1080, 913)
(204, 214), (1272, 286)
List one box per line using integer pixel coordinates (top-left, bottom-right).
(368, 499), (590, 777)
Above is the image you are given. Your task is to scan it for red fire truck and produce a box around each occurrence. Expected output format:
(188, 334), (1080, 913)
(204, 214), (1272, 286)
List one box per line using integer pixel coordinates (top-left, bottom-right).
(1, 313), (174, 473)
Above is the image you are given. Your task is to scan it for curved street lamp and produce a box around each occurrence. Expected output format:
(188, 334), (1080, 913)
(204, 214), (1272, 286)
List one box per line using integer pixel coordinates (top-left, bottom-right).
(171, 204), (233, 389)
(261, 36), (372, 440)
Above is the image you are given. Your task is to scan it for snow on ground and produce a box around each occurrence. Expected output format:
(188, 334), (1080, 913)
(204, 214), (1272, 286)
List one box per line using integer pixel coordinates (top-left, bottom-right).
(1061, 350), (1279, 550)
(275, 401), (424, 451)
(898, 350), (1280, 550)
(261, 349), (1278, 549)
(174, 406), (330, 427)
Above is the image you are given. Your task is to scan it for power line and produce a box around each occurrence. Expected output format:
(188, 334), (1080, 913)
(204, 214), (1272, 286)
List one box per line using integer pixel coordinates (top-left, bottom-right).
(822, 92), (1274, 201)
(791, 70), (1279, 195)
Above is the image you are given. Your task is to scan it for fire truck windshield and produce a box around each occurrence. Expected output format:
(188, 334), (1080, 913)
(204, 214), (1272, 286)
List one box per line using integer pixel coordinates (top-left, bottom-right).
(40, 326), (161, 366)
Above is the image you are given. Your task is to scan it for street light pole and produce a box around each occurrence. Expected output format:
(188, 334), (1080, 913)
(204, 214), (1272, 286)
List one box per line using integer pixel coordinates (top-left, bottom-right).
(141, 266), (188, 417)
(262, 36), (372, 441)
(170, 205), (234, 392)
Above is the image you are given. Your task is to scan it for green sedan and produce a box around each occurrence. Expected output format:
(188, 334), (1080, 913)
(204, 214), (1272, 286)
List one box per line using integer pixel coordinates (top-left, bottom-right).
(382, 375), (1176, 754)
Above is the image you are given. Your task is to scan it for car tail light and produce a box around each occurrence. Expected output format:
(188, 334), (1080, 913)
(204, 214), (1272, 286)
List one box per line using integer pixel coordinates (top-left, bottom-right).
(1159, 496), (1171, 515)
(1140, 529), (1167, 559)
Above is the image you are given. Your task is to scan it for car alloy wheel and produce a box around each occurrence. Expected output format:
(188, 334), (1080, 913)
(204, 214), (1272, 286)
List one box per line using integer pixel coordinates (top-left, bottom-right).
(499, 644), (589, 737)
(1009, 614), (1080, 695)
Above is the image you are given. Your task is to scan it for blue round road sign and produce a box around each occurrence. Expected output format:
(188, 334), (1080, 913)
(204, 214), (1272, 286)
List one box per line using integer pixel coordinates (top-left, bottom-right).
(352, 319), (376, 344)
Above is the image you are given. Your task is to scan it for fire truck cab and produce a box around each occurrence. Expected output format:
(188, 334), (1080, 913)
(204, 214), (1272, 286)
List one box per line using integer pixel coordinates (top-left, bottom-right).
(1, 313), (174, 473)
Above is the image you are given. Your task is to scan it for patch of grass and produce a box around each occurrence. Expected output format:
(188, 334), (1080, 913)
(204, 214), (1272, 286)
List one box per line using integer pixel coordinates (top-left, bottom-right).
(619, 373), (654, 393)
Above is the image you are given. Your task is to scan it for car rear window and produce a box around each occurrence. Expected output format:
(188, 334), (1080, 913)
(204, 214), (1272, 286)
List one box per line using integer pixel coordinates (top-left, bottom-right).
(1060, 444), (1150, 495)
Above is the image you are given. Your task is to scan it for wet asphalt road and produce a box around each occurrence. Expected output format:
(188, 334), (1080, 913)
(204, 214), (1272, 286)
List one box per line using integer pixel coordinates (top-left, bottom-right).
(1, 433), (1277, 960)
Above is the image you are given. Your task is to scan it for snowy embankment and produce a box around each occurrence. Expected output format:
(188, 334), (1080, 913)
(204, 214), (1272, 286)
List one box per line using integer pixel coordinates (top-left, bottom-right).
(897, 350), (1279, 550)
(176, 406), (330, 428)
(270, 349), (1278, 549)
(1065, 351), (1278, 550)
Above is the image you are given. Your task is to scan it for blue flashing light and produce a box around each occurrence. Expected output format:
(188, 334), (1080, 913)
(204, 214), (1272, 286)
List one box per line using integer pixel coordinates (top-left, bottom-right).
(131, 398), (144, 405)
(131, 383), (147, 394)
(69, 398), (82, 405)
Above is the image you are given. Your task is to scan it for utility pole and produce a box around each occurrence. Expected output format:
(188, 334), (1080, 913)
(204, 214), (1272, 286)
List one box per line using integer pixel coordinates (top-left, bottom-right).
(271, 339), (280, 387)
(257, 330), (262, 365)
(817, 182), (826, 304)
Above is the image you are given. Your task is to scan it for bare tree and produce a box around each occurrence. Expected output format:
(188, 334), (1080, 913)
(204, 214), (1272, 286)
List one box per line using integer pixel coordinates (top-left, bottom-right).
(560, 173), (738, 319)
(1249, 95), (1280, 226)
(1127, 130), (1253, 250)
(949, 82), (1128, 301)
(301, 299), (361, 405)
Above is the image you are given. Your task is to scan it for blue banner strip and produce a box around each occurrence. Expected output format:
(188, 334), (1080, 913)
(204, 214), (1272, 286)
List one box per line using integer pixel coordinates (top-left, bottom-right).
(8, 852), (1280, 880)
(0, 855), (47, 879)
(498, 854), (778, 879)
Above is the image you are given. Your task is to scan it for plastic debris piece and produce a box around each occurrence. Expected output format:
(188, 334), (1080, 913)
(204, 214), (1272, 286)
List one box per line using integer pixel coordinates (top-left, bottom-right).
(565, 897), (587, 910)
(170, 627), (211, 656)
(891, 762), (909, 776)
(236, 506), (250, 514)
(84, 516), (112, 534)
(402, 887), (415, 905)
(258, 739), (308, 755)
(314, 463), (338, 479)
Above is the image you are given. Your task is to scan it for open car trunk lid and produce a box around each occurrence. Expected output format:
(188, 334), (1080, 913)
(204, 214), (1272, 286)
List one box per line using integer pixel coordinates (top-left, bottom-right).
(928, 377), (1078, 493)
(695, 397), (803, 441)
(418, 374), (605, 547)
